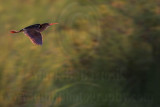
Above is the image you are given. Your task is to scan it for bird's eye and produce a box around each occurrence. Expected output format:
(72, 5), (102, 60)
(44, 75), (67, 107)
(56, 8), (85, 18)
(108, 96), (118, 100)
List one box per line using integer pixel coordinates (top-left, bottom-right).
(39, 24), (42, 28)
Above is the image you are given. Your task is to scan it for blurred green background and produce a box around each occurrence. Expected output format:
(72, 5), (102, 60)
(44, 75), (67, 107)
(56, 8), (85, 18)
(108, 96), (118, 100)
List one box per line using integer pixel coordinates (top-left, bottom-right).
(0, 0), (160, 107)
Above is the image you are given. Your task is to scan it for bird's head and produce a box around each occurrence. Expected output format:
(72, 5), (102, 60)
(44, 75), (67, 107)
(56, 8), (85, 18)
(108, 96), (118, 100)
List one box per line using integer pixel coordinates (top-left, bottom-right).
(39, 23), (58, 32)
(41, 23), (58, 27)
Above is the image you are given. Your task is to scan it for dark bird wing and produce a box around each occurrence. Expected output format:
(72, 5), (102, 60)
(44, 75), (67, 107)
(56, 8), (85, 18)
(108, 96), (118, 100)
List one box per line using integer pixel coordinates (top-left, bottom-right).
(24, 29), (43, 45)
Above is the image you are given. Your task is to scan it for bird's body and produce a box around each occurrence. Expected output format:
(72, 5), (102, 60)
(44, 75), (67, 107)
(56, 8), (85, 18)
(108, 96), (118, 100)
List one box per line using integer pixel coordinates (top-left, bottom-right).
(10, 23), (58, 45)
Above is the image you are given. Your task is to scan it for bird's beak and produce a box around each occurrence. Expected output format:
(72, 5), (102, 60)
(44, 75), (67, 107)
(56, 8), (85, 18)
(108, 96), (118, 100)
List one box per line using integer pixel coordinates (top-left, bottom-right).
(49, 23), (59, 26)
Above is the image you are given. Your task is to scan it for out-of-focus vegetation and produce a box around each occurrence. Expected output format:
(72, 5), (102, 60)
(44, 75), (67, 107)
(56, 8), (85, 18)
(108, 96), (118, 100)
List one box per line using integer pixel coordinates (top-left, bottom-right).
(0, 0), (160, 107)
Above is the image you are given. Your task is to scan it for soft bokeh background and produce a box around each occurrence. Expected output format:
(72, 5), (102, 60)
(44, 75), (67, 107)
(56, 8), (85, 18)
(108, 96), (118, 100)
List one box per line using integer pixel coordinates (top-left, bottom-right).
(0, 0), (160, 107)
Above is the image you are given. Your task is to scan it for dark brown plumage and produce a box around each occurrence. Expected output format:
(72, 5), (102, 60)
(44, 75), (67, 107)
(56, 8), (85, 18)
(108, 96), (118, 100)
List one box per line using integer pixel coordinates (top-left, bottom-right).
(10, 23), (58, 45)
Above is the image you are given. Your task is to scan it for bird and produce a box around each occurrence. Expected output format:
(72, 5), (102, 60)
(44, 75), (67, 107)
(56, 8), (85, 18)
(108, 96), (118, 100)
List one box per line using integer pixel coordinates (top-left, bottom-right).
(10, 23), (58, 45)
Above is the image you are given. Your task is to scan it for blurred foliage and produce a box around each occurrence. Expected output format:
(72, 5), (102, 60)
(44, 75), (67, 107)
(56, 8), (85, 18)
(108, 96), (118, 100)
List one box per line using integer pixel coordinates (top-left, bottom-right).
(0, 0), (160, 107)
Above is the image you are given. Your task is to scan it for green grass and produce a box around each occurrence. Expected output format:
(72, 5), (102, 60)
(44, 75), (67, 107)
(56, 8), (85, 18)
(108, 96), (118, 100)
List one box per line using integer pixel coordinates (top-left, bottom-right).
(0, 0), (159, 107)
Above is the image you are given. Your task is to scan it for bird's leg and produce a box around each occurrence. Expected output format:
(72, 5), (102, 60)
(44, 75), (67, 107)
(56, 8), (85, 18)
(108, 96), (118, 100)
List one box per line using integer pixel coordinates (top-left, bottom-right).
(10, 29), (23, 33)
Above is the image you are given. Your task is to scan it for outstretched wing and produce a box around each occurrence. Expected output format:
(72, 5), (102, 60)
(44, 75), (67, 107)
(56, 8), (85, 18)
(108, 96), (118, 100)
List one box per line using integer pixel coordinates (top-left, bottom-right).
(24, 29), (43, 45)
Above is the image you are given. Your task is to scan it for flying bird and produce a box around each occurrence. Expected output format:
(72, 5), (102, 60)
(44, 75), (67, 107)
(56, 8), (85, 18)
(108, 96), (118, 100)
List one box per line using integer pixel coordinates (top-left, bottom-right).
(10, 23), (58, 45)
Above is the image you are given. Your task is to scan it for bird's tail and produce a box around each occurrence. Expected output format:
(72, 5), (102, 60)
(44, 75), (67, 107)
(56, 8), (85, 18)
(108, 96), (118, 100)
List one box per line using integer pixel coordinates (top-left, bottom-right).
(10, 29), (23, 33)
